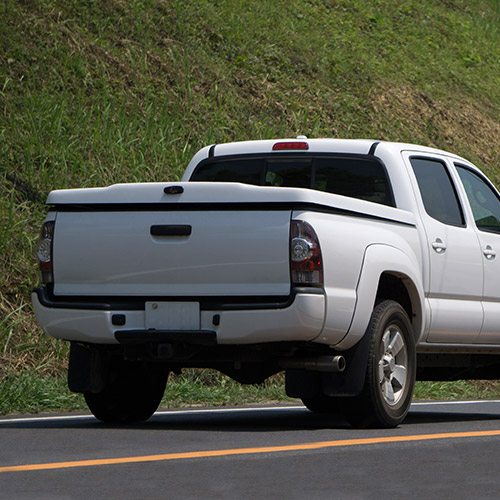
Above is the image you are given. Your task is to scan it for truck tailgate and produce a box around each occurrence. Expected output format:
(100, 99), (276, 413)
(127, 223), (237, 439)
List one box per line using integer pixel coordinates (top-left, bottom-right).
(53, 210), (291, 297)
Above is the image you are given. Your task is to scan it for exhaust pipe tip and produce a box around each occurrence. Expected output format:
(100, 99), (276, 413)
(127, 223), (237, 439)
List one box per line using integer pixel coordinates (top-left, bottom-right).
(279, 354), (347, 372)
(333, 355), (346, 373)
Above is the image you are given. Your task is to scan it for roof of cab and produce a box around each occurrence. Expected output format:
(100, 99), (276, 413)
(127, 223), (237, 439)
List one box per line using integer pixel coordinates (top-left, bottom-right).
(181, 138), (467, 181)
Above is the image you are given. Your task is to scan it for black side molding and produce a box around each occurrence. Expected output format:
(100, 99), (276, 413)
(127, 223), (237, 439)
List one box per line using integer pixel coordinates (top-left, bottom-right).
(368, 141), (381, 156)
(150, 225), (192, 237)
(115, 329), (217, 345)
(33, 286), (319, 312)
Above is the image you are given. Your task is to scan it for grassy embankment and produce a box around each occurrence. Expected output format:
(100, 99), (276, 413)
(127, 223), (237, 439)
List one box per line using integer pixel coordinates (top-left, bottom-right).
(2, 0), (500, 414)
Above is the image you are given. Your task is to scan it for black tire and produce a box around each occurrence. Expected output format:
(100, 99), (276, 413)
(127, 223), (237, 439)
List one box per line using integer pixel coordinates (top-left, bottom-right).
(84, 359), (168, 424)
(302, 395), (340, 414)
(344, 300), (416, 428)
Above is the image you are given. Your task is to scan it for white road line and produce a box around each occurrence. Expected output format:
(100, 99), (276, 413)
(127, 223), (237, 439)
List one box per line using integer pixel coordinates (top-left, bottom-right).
(0, 414), (96, 424)
(411, 400), (500, 406)
(1, 400), (500, 424)
(0, 405), (302, 424)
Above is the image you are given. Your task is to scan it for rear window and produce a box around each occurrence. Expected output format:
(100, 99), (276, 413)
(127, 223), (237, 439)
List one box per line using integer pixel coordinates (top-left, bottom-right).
(191, 156), (395, 207)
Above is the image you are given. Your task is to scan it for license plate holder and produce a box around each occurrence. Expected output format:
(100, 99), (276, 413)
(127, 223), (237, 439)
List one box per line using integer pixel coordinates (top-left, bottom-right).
(145, 302), (200, 330)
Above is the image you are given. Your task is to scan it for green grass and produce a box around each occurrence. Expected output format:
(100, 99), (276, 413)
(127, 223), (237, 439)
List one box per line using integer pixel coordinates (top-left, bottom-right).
(0, 371), (85, 414)
(160, 370), (291, 408)
(0, 370), (292, 415)
(3, 0), (500, 406)
(2, 370), (500, 416)
(414, 380), (500, 401)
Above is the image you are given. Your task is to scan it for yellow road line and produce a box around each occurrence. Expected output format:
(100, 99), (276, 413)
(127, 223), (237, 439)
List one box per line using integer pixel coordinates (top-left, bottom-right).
(2, 429), (500, 473)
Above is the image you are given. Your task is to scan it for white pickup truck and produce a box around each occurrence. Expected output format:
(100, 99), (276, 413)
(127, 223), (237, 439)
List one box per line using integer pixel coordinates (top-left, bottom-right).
(32, 138), (500, 427)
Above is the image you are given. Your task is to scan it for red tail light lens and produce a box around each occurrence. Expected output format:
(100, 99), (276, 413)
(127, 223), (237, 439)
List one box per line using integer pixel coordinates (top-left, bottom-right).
(37, 221), (54, 284)
(290, 220), (323, 286)
(272, 141), (309, 151)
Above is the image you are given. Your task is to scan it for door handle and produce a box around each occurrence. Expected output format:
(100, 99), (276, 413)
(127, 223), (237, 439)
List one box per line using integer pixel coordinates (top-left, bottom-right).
(150, 225), (192, 236)
(484, 245), (496, 260)
(432, 238), (446, 254)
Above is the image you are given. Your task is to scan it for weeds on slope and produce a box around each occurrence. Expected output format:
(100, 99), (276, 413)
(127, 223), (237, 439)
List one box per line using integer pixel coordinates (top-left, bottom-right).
(2, 0), (500, 401)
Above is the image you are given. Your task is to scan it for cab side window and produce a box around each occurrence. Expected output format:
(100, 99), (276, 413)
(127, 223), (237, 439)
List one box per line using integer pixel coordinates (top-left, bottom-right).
(456, 165), (500, 233)
(410, 158), (465, 226)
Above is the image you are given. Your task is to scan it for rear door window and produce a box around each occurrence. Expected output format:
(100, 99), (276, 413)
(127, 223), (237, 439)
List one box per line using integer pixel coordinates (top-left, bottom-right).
(410, 157), (465, 226)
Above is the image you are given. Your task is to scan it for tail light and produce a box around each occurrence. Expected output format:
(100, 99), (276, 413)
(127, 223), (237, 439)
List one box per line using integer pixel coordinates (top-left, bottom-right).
(37, 221), (55, 284)
(290, 220), (323, 286)
(272, 141), (309, 151)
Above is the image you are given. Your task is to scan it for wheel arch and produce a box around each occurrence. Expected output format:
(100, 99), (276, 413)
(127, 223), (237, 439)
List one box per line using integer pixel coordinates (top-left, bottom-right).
(336, 244), (425, 350)
(375, 271), (423, 343)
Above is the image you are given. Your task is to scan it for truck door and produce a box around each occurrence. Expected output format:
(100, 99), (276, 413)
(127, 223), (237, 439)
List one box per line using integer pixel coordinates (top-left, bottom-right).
(403, 153), (484, 343)
(455, 164), (500, 344)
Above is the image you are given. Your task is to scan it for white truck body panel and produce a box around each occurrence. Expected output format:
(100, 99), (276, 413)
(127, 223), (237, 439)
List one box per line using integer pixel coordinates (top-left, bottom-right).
(45, 180), (414, 226)
(34, 138), (500, 352)
(53, 210), (291, 297)
(32, 291), (325, 344)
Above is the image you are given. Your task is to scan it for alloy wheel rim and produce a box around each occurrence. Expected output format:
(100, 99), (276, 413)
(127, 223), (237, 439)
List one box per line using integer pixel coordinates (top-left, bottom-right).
(378, 324), (408, 406)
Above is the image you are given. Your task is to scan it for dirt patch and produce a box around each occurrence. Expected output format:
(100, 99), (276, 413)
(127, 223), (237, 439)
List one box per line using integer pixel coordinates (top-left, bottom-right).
(371, 85), (500, 168)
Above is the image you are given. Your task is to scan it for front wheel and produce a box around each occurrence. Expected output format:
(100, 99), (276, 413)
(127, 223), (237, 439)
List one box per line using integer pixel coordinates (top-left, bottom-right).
(84, 359), (168, 424)
(344, 300), (416, 428)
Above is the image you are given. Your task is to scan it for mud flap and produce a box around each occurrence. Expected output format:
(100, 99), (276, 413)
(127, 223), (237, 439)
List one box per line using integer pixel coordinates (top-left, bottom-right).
(68, 342), (108, 394)
(285, 333), (371, 398)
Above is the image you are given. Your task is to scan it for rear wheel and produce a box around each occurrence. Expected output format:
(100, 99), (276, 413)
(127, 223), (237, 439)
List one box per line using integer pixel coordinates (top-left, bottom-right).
(344, 300), (416, 428)
(84, 359), (168, 424)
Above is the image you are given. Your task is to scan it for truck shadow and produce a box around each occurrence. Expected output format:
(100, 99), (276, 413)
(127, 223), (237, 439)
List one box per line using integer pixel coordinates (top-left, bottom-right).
(146, 407), (500, 431)
(405, 409), (500, 425)
(3, 406), (500, 431)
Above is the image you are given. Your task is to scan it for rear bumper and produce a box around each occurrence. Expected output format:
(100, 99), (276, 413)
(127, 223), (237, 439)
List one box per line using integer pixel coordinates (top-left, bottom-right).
(32, 288), (326, 345)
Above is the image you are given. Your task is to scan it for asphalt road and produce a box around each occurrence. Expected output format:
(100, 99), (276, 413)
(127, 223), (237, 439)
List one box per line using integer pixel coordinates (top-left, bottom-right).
(2, 401), (500, 499)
